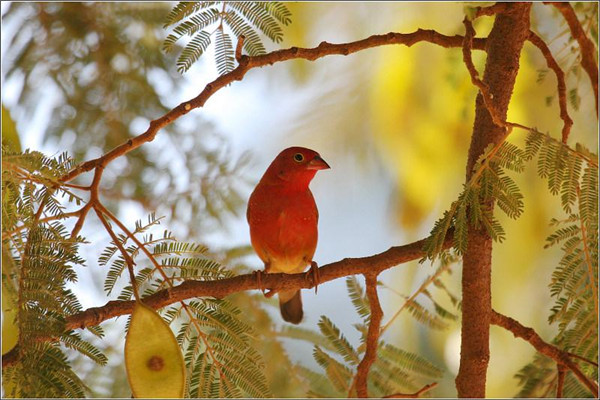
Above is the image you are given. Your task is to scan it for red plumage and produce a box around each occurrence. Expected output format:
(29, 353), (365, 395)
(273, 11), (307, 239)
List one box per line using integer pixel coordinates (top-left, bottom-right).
(246, 147), (330, 324)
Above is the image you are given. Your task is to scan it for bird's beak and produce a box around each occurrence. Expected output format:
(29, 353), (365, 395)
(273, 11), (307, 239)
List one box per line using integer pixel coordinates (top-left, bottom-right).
(307, 155), (331, 170)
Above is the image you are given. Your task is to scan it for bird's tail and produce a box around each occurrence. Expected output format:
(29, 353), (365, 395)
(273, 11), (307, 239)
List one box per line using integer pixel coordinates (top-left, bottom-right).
(279, 290), (303, 324)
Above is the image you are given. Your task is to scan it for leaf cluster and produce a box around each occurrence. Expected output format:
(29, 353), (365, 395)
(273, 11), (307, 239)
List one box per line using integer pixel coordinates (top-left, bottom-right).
(537, 2), (598, 110)
(423, 138), (527, 260)
(422, 128), (598, 397)
(280, 276), (445, 397)
(98, 212), (270, 397)
(163, 1), (292, 74)
(515, 134), (598, 397)
(2, 149), (107, 397)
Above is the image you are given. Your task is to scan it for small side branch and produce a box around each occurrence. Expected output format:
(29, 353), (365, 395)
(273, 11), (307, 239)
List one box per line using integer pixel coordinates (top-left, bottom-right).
(527, 30), (573, 143)
(546, 2), (599, 114)
(556, 363), (566, 398)
(355, 273), (384, 398)
(491, 309), (599, 398)
(235, 34), (245, 62)
(94, 206), (140, 302)
(71, 167), (104, 238)
(383, 382), (438, 398)
(462, 17), (506, 129)
(380, 262), (452, 335)
(566, 351), (598, 367)
(474, 3), (509, 18)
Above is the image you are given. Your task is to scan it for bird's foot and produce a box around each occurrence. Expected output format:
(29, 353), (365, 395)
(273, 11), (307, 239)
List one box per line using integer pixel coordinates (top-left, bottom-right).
(305, 261), (320, 294)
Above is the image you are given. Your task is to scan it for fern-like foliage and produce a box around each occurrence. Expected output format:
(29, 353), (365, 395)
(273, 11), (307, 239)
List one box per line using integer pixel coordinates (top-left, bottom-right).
(515, 134), (598, 397)
(163, 1), (292, 74)
(280, 276), (444, 397)
(422, 130), (597, 261)
(422, 130), (598, 397)
(2, 148), (107, 397)
(423, 139), (527, 261)
(183, 300), (271, 398)
(99, 213), (270, 397)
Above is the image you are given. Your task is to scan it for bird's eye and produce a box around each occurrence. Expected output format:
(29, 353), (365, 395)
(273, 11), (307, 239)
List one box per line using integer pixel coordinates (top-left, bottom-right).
(293, 153), (304, 162)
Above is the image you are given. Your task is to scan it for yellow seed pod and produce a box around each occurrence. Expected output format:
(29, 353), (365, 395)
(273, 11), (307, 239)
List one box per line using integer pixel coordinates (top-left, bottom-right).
(125, 302), (185, 398)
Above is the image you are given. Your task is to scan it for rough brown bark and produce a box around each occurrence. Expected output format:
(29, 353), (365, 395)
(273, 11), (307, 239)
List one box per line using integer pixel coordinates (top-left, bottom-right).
(456, 3), (532, 397)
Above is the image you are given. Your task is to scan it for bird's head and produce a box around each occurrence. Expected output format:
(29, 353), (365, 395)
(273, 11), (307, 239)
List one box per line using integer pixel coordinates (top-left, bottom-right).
(262, 146), (330, 187)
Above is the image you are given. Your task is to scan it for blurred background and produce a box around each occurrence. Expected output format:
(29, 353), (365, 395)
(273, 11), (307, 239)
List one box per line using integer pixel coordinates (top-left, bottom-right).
(1, 2), (597, 397)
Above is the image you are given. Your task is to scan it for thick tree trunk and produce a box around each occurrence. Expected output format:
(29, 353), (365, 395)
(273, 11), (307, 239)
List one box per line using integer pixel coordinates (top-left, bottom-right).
(456, 3), (531, 398)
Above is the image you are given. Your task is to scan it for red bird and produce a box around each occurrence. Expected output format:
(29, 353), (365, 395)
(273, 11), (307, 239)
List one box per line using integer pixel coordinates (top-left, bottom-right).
(247, 147), (330, 324)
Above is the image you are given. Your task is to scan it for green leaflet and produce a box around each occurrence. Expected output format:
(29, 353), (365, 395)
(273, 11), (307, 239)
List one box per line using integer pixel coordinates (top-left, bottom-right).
(2, 149), (106, 397)
(163, 1), (292, 74)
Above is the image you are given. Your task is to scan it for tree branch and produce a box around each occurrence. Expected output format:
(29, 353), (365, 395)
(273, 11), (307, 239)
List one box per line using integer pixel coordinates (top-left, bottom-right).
(1, 232), (454, 368)
(556, 363), (566, 398)
(491, 309), (599, 398)
(355, 274), (384, 398)
(546, 2), (599, 114)
(235, 34), (245, 62)
(70, 166), (103, 238)
(462, 17), (506, 129)
(527, 30), (573, 143)
(58, 29), (486, 184)
(457, 3), (532, 397)
(383, 382), (438, 398)
(566, 351), (599, 367)
(474, 3), (509, 18)
(94, 205), (140, 302)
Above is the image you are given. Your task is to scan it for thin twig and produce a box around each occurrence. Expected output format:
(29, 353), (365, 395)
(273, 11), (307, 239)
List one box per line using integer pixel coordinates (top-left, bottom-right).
(462, 17), (506, 129)
(491, 309), (598, 398)
(575, 185), (598, 319)
(94, 206), (140, 302)
(61, 182), (90, 190)
(380, 263), (452, 335)
(383, 382), (438, 398)
(546, 2), (599, 114)
(567, 351), (599, 367)
(235, 34), (245, 62)
(506, 121), (598, 167)
(71, 167), (104, 238)
(527, 30), (573, 143)
(355, 273), (384, 398)
(70, 203), (93, 238)
(2, 210), (81, 240)
(556, 363), (566, 398)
